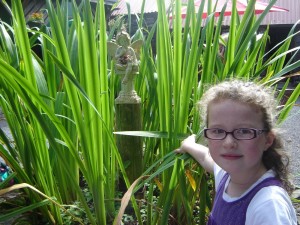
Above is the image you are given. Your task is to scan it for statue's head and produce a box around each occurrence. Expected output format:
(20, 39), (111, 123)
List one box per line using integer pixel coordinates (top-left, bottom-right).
(116, 31), (131, 47)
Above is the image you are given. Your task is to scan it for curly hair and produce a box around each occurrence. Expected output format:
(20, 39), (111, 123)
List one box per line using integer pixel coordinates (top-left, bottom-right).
(198, 79), (294, 194)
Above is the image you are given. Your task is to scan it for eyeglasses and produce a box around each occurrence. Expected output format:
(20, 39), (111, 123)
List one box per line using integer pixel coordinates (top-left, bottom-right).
(204, 128), (268, 140)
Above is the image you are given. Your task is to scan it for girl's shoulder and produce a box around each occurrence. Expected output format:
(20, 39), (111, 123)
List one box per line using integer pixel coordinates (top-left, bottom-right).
(213, 166), (297, 224)
(246, 185), (297, 225)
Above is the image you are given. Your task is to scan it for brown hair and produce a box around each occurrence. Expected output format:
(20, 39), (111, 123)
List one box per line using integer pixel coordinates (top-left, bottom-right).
(198, 79), (293, 194)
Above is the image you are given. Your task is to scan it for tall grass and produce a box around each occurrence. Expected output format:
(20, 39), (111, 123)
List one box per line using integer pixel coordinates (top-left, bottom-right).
(0, 0), (299, 224)
(0, 0), (131, 224)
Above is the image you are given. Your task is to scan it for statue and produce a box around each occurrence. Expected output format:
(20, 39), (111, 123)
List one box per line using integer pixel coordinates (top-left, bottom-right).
(107, 31), (143, 104)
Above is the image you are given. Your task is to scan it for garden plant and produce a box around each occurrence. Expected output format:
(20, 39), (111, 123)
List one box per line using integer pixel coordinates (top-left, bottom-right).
(0, 0), (299, 224)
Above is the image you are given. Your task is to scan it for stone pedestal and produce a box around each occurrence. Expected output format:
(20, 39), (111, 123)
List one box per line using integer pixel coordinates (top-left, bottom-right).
(115, 102), (143, 185)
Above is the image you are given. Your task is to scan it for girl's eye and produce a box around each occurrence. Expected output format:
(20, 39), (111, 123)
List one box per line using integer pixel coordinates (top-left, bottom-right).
(212, 129), (225, 134)
(236, 128), (253, 135)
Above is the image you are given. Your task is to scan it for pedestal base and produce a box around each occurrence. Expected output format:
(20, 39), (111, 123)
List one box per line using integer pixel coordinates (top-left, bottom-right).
(115, 91), (141, 104)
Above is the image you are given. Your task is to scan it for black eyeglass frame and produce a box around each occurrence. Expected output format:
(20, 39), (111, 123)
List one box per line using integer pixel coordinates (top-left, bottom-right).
(204, 128), (268, 140)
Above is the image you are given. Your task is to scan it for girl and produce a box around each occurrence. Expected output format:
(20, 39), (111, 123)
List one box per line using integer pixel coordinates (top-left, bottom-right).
(176, 80), (297, 225)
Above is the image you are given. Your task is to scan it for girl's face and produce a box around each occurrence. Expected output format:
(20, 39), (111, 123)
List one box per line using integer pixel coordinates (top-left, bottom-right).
(207, 99), (274, 176)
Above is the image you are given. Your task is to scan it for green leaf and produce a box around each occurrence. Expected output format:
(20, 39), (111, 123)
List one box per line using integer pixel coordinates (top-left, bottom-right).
(0, 199), (51, 221)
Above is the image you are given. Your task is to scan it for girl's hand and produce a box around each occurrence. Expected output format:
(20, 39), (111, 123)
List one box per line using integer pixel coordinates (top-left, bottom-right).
(175, 134), (196, 154)
(175, 134), (214, 173)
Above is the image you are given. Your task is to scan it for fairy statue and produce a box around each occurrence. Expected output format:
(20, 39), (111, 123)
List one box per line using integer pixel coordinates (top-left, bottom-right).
(107, 31), (143, 103)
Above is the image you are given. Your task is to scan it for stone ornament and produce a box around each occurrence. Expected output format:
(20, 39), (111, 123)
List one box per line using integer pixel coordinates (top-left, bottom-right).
(107, 31), (143, 104)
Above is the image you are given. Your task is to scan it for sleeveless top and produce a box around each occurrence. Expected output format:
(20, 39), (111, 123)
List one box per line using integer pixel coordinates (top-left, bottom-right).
(207, 173), (282, 225)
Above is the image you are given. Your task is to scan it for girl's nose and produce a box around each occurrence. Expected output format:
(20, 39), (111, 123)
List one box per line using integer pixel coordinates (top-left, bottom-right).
(222, 133), (237, 149)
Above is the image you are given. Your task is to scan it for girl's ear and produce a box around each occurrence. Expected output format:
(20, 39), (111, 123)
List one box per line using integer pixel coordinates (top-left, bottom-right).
(264, 131), (275, 151)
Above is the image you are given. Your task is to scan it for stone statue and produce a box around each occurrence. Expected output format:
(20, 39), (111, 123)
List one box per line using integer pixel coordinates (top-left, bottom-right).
(107, 31), (143, 104)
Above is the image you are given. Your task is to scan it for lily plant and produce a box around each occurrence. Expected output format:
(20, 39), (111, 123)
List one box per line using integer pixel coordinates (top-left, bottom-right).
(0, 0), (299, 224)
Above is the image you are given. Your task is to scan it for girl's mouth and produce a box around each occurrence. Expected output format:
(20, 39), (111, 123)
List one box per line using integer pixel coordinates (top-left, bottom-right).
(221, 154), (243, 160)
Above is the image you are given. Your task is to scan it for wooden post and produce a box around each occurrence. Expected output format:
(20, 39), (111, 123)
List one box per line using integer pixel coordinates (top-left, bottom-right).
(115, 101), (142, 184)
(115, 74), (143, 186)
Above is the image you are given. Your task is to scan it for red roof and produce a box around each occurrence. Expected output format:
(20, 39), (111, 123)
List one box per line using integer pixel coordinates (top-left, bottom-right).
(112, 0), (188, 15)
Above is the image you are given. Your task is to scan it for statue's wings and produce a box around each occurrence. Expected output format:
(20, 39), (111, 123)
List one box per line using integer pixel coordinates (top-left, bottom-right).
(107, 41), (119, 58)
(130, 39), (143, 60)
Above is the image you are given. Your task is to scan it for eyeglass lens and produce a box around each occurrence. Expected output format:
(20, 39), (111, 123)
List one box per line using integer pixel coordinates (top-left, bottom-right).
(204, 128), (264, 140)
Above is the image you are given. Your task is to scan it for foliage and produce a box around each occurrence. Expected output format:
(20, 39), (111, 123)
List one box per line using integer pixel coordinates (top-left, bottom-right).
(0, 0), (299, 224)
(131, 0), (300, 224)
(0, 0), (128, 224)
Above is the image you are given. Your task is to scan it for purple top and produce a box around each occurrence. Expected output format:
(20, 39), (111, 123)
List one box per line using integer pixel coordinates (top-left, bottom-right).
(207, 173), (282, 225)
